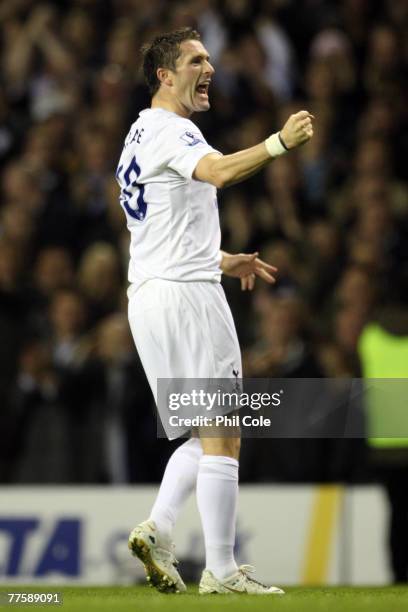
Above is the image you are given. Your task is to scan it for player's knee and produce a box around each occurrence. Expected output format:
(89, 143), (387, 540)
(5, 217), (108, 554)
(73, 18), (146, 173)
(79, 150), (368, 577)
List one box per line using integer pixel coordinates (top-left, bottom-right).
(217, 436), (239, 459)
(230, 435), (241, 459)
(200, 434), (240, 459)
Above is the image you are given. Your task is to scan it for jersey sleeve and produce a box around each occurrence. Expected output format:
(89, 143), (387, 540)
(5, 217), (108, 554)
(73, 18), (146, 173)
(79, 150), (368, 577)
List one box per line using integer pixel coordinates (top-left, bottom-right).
(157, 119), (221, 180)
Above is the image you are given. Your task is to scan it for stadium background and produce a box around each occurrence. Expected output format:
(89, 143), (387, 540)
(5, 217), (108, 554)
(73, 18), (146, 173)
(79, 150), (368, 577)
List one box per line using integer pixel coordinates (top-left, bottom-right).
(0, 0), (407, 588)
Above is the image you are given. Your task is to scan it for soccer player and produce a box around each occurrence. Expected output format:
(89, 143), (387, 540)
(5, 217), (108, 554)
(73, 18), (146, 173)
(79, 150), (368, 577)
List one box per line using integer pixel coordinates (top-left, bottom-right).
(116, 28), (313, 595)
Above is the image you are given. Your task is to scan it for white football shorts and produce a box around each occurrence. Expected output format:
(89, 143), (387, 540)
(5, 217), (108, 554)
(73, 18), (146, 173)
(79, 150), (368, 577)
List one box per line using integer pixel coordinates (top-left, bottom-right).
(128, 279), (242, 438)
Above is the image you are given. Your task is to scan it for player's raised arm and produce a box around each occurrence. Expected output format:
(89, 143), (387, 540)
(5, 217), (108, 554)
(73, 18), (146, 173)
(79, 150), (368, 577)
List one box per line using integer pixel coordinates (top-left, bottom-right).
(193, 110), (314, 189)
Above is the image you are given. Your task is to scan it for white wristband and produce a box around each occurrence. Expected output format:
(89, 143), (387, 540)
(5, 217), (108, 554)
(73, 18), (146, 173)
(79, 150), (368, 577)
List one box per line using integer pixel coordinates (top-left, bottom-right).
(264, 132), (288, 158)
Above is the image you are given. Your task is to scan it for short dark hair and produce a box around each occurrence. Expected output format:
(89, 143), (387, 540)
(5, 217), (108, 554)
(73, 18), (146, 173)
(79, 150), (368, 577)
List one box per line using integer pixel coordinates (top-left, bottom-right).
(142, 27), (201, 96)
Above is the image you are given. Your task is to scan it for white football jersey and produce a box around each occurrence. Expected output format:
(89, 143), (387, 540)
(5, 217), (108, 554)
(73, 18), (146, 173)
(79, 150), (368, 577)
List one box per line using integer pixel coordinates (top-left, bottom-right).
(116, 108), (222, 292)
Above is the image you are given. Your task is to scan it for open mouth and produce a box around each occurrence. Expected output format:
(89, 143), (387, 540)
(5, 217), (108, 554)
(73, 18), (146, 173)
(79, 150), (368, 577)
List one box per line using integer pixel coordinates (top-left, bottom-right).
(196, 83), (209, 96)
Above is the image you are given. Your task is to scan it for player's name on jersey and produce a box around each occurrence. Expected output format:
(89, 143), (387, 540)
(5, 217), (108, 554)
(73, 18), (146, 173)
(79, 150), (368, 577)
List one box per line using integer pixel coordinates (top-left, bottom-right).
(168, 414), (273, 428)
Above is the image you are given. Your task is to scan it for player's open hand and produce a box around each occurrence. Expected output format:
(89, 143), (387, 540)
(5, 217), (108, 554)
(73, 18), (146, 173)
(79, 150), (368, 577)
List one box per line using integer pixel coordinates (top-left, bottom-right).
(220, 251), (277, 291)
(279, 110), (314, 150)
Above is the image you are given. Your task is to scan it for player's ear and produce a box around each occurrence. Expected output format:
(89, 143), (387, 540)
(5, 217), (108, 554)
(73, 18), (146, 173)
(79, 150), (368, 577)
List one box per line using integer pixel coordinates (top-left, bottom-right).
(157, 67), (173, 87)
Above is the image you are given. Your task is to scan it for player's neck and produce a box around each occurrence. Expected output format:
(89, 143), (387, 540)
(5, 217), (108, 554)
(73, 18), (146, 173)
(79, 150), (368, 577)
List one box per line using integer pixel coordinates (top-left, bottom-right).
(151, 93), (192, 119)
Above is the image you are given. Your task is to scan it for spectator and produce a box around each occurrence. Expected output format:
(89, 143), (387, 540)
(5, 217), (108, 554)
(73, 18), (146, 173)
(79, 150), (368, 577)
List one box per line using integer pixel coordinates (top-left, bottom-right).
(77, 242), (122, 324)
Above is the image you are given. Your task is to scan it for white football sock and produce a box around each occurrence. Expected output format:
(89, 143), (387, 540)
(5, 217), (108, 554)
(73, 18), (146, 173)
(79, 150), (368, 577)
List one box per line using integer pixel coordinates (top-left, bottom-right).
(149, 437), (202, 538)
(196, 455), (239, 579)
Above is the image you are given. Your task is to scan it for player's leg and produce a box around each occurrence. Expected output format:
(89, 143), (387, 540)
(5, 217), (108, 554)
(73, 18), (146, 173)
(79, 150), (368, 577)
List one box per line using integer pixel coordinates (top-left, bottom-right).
(197, 430), (284, 595)
(127, 435), (200, 592)
(127, 280), (222, 592)
(149, 436), (202, 537)
(129, 280), (214, 531)
(196, 429), (241, 580)
(190, 285), (243, 583)
(128, 437), (202, 590)
(127, 281), (204, 592)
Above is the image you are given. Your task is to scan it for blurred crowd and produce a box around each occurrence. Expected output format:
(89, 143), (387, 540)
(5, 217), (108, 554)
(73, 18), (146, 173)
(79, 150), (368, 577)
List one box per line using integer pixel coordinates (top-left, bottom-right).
(0, 0), (407, 484)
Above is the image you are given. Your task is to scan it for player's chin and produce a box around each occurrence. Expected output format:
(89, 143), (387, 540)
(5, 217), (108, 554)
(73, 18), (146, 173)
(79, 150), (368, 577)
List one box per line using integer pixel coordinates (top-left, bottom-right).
(192, 93), (210, 112)
(195, 99), (210, 112)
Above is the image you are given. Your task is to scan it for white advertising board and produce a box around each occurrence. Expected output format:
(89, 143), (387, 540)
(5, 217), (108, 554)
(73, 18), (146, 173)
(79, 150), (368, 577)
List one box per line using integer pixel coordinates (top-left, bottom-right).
(0, 486), (390, 585)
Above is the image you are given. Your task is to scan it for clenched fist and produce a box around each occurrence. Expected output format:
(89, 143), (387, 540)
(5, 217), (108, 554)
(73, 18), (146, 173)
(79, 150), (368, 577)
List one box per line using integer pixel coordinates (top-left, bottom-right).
(279, 110), (314, 149)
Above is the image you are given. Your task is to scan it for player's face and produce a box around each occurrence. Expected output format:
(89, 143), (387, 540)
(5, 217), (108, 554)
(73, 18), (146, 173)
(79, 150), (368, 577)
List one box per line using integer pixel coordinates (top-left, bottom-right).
(171, 40), (214, 115)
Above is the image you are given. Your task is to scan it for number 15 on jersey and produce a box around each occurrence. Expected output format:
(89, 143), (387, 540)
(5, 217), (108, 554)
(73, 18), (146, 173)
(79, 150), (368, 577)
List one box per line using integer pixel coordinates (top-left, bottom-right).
(116, 156), (147, 221)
